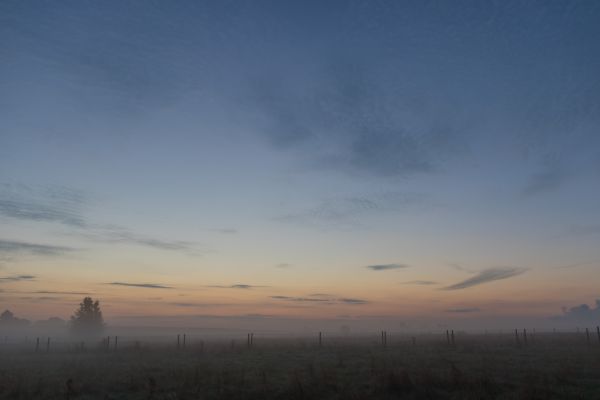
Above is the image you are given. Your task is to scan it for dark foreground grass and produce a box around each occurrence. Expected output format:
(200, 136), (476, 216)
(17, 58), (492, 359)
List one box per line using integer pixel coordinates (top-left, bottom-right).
(0, 334), (599, 399)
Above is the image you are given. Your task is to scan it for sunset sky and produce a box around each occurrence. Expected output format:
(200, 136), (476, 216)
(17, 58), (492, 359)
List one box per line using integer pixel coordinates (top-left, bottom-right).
(1, 1), (599, 329)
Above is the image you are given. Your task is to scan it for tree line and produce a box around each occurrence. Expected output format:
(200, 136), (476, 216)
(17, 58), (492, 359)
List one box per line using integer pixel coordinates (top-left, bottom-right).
(0, 297), (105, 336)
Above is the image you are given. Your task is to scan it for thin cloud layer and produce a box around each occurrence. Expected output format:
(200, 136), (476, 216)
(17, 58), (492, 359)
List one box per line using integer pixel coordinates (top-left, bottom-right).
(249, 60), (467, 178)
(2, 183), (199, 254)
(34, 290), (90, 295)
(108, 282), (173, 289)
(0, 275), (36, 282)
(402, 280), (438, 285)
(441, 267), (528, 290)
(0, 183), (86, 227)
(271, 295), (368, 305)
(367, 264), (409, 271)
(208, 284), (265, 289)
(0, 240), (74, 257)
(81, 228), (196, 252)
(339, 298), (369, 305)
(277, 192), (426, 227)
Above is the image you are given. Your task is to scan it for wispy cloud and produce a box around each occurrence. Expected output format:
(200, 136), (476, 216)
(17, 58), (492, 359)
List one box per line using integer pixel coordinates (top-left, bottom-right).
(270, 295), (332, 303)
(0, 275), (36, 282)
(339, 298), (369, 305)
(249, 61), (467, 177)
(276, 192), (427, 228)
(34, 290), (90, 295)
(366, 263), (409, 271)
(402, 280), (438, 285)
(208, 284), (266, 289)
(441, 267), (528, 290)
(0, 239), (74, 257)
(169, 302), (237, 308)
(2, 183), (200, 254)
(0, 183), (86, 226)
(445, 307), (481, 313)
(108, 282), (173, 289)
(80, 227), (197, 252)
(447, 263), (477, 274)
(271, 295), (368, 305)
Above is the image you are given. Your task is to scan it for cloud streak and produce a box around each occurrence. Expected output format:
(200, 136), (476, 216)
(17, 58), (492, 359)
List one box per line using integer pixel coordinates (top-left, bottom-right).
(1, 183), (199, 254)
(208, 284), (265, 289)
(0, 275), (36, 282)
(0, 183), (86, 226)
(0, 240), (74, 257)
(441, 267), (528, 290)
(80, 227), (197, 252)
(366, 263), (409, 271)
(402, 280), (438, 285)
(108, 282), (173, 289)
(277, 192), (427, 227)
(271, 295), (368, 305)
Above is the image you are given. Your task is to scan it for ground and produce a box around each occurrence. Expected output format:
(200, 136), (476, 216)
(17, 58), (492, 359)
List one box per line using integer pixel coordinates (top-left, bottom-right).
(0, 333), (599, 399)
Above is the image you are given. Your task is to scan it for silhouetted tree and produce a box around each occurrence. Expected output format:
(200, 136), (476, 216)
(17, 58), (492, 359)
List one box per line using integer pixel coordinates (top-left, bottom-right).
(70, 297), (104, 336)
(0, 310), (30, 328)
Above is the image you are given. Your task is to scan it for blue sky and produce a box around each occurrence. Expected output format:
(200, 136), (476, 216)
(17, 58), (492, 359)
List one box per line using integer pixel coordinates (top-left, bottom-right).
(1, 1), (599, 327)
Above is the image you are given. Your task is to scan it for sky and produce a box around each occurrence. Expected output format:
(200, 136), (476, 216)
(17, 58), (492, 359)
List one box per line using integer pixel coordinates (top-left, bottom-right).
(1, 0), (600, 331)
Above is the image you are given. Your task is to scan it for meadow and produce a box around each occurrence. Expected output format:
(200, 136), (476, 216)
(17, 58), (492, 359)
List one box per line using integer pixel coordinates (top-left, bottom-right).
(0, 331), (599, 399)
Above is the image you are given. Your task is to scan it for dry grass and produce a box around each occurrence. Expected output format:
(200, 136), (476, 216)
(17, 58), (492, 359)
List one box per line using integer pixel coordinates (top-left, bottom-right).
(0, 333), (599, 399)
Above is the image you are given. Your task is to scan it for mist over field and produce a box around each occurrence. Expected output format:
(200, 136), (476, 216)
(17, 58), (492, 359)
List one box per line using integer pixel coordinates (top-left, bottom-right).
(1, 1), (600, 398)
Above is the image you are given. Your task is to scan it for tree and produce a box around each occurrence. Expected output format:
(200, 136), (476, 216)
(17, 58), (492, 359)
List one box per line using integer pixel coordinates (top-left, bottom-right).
(0, 310), (30, 328)
(70, 297), (105, 336)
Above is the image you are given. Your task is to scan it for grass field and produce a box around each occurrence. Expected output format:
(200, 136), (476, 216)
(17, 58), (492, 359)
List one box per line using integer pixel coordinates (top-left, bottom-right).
(0, 332), (599, 399)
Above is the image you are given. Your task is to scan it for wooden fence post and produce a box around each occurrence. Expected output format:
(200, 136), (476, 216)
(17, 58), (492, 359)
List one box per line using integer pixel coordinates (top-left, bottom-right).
(177, 334), (180, 349)
(515, 329), (520, 346)
(319, 331), (322, 347)
(114, 336), (118, 351)
(586, 328), (590, 345)
(446, 330), (450, 345)
(46, 337), (50, 352)
(183, 334), (186, 349)
(35, 337), (40, 352)
(523, 329), (528, 346)
(451, 330), (455, 346)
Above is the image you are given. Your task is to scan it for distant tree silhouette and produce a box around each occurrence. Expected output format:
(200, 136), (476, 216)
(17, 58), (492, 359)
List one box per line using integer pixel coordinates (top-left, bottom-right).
(0, 310), (30, 328)
(70, 297), (105, 336)
(34, 317), (67, 331)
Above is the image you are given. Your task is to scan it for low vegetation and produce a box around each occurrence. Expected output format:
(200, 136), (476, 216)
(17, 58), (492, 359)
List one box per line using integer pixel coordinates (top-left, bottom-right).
(0, 332), (599, 399)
